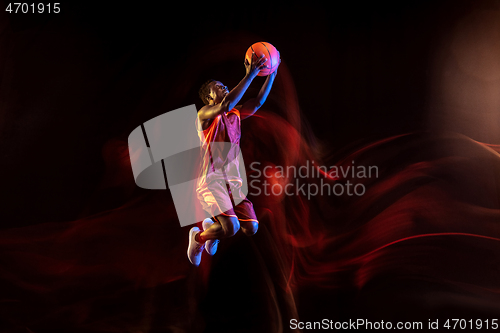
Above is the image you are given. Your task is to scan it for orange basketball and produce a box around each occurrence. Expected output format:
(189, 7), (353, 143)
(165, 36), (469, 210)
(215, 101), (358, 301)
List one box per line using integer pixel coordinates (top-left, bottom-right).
(245, 42), (280, 76)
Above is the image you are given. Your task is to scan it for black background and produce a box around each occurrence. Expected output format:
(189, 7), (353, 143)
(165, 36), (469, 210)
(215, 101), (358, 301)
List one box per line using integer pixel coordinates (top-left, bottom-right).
(1, 1), (500, 331)
(1, 0), (481, 227)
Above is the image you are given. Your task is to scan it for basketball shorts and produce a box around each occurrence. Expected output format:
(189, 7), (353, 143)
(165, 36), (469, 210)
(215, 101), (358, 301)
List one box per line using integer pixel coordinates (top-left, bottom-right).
(197, 179), (258, 223)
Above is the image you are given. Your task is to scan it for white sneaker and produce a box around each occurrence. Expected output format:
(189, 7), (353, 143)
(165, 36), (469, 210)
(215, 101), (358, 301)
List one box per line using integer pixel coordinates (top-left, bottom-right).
(202, 218), (220, 256)
(187, 227), (204, 266)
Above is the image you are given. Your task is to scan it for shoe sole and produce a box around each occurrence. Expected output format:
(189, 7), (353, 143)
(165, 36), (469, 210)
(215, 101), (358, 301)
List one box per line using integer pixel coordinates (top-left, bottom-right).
(187, 227), (204, 266)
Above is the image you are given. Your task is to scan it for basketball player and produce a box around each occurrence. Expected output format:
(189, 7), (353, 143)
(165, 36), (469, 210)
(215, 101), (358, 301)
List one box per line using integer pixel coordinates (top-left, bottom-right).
(187, 52), (280, 266)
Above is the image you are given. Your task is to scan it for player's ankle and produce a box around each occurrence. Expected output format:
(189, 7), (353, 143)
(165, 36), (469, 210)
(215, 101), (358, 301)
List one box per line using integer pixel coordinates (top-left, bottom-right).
(195, 232), (203, 243)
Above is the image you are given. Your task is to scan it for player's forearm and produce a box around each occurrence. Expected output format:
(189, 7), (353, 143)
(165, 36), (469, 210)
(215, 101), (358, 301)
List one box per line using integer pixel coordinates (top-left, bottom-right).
(221, 73), (256, 111)
(253, 73), (276, 108)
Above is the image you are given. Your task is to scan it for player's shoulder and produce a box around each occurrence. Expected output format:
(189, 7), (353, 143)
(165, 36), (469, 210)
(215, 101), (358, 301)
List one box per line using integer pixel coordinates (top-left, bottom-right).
(197, 104), (217, 121)
(198, 104), (211, 114)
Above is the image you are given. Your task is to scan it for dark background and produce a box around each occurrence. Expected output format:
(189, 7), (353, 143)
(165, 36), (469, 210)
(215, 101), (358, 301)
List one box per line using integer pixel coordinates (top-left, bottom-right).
(1, 0), (484, 228)
(0, 3), (500, 331)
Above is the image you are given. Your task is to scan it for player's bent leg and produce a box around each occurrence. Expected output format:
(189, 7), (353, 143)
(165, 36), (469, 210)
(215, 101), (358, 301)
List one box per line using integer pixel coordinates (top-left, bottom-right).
(199, 214), (240, 241)
(188, 215), (241, 265)
(216, 214), (240, 238)
(240, 221), (258, 236)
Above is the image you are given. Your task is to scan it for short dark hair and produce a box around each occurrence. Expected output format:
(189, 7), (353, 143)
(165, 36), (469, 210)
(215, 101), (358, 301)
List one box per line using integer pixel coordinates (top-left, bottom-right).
(199, 79), (215, 105)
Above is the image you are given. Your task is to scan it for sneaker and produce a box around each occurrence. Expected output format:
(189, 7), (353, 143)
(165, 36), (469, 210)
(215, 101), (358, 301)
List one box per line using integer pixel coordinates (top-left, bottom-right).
(187, 227), (204, 266)
(202, 218), (220, 256)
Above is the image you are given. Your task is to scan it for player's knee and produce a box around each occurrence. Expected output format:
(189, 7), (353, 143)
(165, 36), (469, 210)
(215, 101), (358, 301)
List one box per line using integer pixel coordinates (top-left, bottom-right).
(222, 217), (240, 237)
(242, 221), (258, 236)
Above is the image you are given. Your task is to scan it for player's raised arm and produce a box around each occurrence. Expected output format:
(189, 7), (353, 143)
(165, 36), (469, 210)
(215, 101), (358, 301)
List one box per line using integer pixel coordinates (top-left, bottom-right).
(239, 53), (280, 120)
(198, 54), (268, 121)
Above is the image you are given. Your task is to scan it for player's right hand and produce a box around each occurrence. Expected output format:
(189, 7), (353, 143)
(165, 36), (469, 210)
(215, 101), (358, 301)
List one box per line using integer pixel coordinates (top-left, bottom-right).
(245, 53), (268, 78)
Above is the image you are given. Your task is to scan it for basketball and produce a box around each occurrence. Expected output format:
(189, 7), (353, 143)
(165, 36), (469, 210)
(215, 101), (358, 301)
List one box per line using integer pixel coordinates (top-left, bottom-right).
(245, 42), (280, 76)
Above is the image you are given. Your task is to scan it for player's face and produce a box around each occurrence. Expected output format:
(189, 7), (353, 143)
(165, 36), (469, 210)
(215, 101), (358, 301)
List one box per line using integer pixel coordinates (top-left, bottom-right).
(207, 81), (229, 105)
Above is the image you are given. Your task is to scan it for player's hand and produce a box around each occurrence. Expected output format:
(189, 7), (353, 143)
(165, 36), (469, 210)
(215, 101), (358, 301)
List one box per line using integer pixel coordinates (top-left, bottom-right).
(245, 53), (268, 78)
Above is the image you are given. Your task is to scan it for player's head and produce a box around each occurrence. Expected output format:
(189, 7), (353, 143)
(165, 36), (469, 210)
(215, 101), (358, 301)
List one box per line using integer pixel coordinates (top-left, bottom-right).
(199, 80), (229, 105)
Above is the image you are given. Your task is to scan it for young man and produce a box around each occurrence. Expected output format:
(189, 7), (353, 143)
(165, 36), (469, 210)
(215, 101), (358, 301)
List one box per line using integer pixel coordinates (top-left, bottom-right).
(187, 52), (280, 266)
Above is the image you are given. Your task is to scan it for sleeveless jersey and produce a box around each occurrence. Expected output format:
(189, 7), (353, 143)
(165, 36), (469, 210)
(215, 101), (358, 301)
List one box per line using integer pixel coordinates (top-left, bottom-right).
(196, 108), (243, 195)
